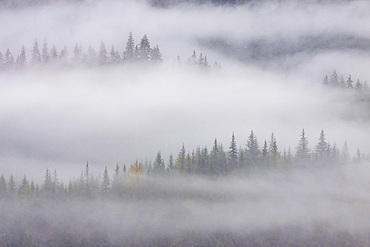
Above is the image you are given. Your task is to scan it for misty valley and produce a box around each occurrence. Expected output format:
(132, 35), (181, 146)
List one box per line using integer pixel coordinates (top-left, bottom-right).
(0, 0), (370, 247)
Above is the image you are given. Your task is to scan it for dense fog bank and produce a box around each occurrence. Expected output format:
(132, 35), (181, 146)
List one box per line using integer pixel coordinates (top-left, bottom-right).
(0, 163), (369, 246)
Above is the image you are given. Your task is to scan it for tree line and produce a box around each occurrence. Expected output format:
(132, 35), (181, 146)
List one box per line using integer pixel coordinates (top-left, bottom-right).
(0, 129), (367, 200)
(0, 32), (163, 71)
(322, 70), (369, 93)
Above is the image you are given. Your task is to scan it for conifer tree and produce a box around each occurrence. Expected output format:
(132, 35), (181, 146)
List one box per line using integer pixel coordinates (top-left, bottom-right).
(295, 129), (311, 163)
(177, 144), (186, 172)
(0, 174), (6, 195)
(4, 48), (14, 69)
(261, 140), (268, 166)
(153, 151), (165, 174)
(167, 153), (175, 171)
(228, 132), (238, 169)
(18, 175), (29, 198)
(139, 34), (151, 61)
(50, 45), (58, 63)
(42, 39), (50, 64)
(330, 70), (338, 87)
(98, 42), (108, 65)
(314, 130), (328, 162)
(123, 32), (135, 62)
(101, 166), (110, 194)
(41, 168), (53, 196)
(31, 39), (41, 65)
(355, 79), (362, 91)
(8, 174), (16, 195)
(72, 43), (82, 65)
(347, 75), (353, 88)
(341, 141), (350, 165)
(17, 45), (27, 68)
(151, 45), (162, 63)
(246, 130), (260, 166)
(268, 133), (278, 166)
(109, 45), (120, 64)
(339, 76), (346, 88)
(322, 75), (328, 86)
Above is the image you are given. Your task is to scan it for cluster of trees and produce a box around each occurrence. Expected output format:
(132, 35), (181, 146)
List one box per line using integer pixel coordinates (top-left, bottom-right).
(0, 32), (162, 71)
(0, 129), (367, 200)
(175, 50), (222, 70)
(322, 70), (369, 93)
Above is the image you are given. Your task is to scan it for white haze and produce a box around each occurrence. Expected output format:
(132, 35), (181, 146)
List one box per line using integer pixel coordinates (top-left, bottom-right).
(0, 0), (369, 181)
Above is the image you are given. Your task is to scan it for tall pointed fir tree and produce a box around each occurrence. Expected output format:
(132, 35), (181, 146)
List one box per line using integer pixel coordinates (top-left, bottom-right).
(101, 166), (110, 195)
(41, 168), (53, 196)
(246, 130), (260, 167)
(153, 151), (165, 174)
(295, 129), (311, 164)
(17, 45), (27, 68)
(151, 45), (162, 63)
(210, 138), (219, 174)
(228, 132), (238, 170)
(8, 174), (16, 195)
(177, 144), (186, 173)
(123, 32), (135, 62)
(341, 141), (350, 165)
(330, 70), (338, 87)
(314, 130), (328, 163)
(4, 49), (14, 69)
(18, 175), (29, 198)
(0, 174), (6, 195)
(42, 39), (50, 64)
(139, 34), (151, 62)
(167, 153), (175, 172)
(98, 42), (108, 65)
(50, 45), (58, 63)
(31, 39), (41, 66)
(109, 45), (120, 64)
(72, 43), (82, 65)
(261, 140), (268, 166)
(268, 133), (278, 166)
(347, 75), (353, 88)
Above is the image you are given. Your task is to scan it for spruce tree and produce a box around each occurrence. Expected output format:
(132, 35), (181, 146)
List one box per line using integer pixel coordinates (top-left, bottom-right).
(153, 151), (165, 174)
(101, 166), (110, 194)
(123, 32), (135, 62)
(18, 175), (29, 198)
(139, 34), (151, 61)
(42, 39), (50, 64)
(167, 153), (175, 171)
(261, 140), (268, 166)
(8, 174), (16, 195)
(151, 45), (162, 63)
(98, 42), (108, 65)
(4, 49), (14, 69)
(228, 132), (238, 169)
(295, 129), (311, 163)
(314, 130), (328, 162)
(31, 39), (41, 65)
(17, 45), (27, 68)
(347, 75), (353, 88)
(246, 130), (260, 166)
(41, 168), (53, 196)
(330, 70), (338, 87)
(50, 45), (58, 63)
(268, 133), (278, 166)
(341, 141), (350, 165)
(0, 174), (6, 195)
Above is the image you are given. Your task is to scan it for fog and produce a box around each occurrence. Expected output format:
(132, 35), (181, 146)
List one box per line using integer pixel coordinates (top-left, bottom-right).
(0, 0), (369, 245)
(0, 0), (369, 180)
(1, 164), (369, 245)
